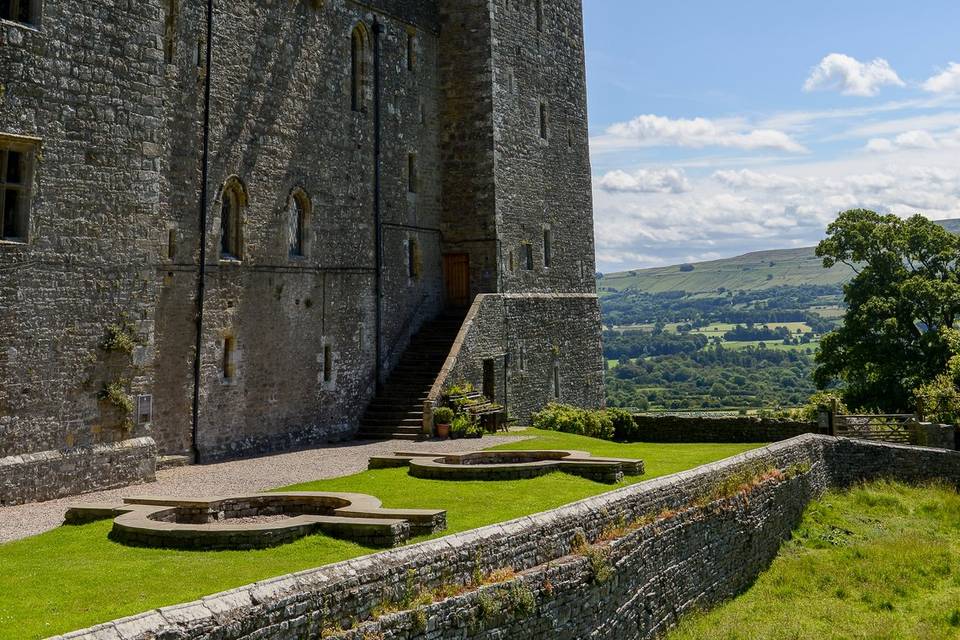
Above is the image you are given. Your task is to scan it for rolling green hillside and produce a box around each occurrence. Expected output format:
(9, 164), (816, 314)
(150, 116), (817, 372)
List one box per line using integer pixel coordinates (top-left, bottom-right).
(597, 218), (960, 297)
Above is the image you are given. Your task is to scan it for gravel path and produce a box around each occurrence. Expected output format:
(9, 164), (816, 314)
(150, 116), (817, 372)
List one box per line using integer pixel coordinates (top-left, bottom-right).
(0, 435), (526, 544)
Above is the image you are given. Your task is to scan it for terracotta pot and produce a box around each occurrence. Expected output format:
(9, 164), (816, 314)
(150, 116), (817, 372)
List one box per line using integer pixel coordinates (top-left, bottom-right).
(436, 423), (451, 439)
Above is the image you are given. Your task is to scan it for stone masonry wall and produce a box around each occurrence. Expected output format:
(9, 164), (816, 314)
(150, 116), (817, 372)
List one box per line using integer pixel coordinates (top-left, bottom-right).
(0, 437), (156, 507)
(629, 414), (827, 443)
(59, 436), (960, 640)
(156, 0), (447, 461)
(0, 2), (166, 457)
(435, 293), (604, 423)
(493, 0), (597, 295)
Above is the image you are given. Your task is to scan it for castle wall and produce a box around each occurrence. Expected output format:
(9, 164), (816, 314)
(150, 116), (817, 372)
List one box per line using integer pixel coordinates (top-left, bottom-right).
(492, 0), (596, 295)
(0, 0), (604, 472)
(428, 0), (604, 418)
(0, 1), (166, 457)
(152, 0), (445, 460)
(437, 293), (604, 423)
(437, 0), (499, 297)
(59, 436), (960, 639)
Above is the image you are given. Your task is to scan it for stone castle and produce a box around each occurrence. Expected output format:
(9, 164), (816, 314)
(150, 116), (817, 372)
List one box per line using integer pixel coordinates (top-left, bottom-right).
(0, 0), (603, 496)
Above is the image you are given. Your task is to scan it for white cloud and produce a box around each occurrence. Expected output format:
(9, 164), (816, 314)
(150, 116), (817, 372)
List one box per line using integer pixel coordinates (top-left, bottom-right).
(803, 53), (905, 97)
(865, 127), (960, 153)
(596, 168), (690, 194)
(923, 62), (960, 94)
(593, 160), (960, 271)
(712, 169), (801, 191)
(596, 114), (807, 153)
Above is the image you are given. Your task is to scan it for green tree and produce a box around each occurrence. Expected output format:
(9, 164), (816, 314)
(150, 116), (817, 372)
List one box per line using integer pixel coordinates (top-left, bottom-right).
(814, 210), (960, 411)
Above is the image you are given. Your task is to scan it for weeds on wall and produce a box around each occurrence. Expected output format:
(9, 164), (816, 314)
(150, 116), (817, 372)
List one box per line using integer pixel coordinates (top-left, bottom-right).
(102, 314), (140, 355)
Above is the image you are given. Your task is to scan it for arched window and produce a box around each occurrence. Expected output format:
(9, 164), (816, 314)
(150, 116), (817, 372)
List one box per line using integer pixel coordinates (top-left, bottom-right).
(351, 24), (370, 112)
(288, 188), (310, 258)
(219, 177), (246, 260)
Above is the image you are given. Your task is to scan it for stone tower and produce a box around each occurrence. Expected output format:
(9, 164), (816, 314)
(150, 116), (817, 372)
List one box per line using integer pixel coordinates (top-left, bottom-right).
(433, 0), (604, 420)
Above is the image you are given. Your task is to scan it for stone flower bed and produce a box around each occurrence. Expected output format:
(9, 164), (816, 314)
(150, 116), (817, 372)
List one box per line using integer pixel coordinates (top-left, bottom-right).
(64, 492), (447, 550)
(369, 449), (645, 484)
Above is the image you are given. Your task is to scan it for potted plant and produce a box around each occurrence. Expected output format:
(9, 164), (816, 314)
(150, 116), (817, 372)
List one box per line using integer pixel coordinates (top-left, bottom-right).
(433, 406), (455, 439)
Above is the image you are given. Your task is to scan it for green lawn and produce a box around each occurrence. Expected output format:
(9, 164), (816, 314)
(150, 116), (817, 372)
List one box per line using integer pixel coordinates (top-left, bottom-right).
(668, 480), (960, 640)
(0, 430), (759, 639)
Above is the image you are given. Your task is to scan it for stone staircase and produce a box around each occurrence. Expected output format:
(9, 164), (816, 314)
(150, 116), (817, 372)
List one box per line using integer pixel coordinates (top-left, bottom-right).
(356, 312), (465, 441)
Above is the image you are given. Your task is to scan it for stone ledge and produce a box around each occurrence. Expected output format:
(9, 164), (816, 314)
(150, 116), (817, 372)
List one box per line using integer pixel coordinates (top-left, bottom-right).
(369, 449), (645, 483)
(0, 437), (157, 507)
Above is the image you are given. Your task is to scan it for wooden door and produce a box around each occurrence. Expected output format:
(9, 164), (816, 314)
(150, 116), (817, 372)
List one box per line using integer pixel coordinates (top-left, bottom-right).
(443, 253), (470, 308)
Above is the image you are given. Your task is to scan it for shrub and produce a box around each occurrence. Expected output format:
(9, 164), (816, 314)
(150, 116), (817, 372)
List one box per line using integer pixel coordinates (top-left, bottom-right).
(530, 404), (614, 440)
(606, 408), (637, 441)
(791, 391), (848, 422)
(450, 414), (473, 438)
(432, 406), (455, 425)
(444, 381), (475, 397)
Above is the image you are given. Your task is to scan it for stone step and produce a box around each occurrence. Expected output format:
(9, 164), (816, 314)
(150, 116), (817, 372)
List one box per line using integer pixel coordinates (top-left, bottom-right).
(361, 417), (423, 428)
(157, 455), (191, 470)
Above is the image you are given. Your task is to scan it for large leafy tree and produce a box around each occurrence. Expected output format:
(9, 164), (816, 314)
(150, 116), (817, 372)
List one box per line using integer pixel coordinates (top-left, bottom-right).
(814, 210), (960, 411)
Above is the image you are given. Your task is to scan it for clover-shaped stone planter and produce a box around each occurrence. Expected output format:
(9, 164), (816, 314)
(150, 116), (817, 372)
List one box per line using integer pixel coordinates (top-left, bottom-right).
(369, 450), (644, 484)
(64, 492), (446, 550)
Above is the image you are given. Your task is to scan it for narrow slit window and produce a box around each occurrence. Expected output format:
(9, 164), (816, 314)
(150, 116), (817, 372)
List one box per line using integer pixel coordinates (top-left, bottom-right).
(407, 153), (418, 193)
(167, 229), (177, 260)
(351, 24), (370, 112)
(406, 33), (417, 72)
(289, 189), (310, 258)
(0, 140), (35, 243)
(408, 237), (421, 280)
(523, 243), (534, 270)
(164, 0), (178, 64)
(543, 228), (552, 268)
(553, 364), (560, 399)
(223, 337), (236, 381)
(539, 102), (549, 140)
(535, 0), (543, 31)
(219, 179), (244, 260)
(323, 345), (333, 383)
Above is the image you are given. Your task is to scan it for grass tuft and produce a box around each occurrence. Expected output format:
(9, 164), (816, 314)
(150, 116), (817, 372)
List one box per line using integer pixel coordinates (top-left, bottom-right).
(668, 480), (960, 640)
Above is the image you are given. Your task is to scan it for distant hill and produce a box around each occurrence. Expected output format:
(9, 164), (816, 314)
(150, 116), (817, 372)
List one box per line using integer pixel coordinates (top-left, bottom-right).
(598, 218), (960, 297)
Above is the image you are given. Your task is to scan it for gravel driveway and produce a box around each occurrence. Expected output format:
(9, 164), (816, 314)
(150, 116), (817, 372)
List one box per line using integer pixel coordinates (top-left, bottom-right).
(0, 435), (526, 544)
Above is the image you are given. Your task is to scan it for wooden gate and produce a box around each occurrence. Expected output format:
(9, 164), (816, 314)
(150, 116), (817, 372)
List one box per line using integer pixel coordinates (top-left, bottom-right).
(833, 413), (918, 444)
(443, 253), (470, 308)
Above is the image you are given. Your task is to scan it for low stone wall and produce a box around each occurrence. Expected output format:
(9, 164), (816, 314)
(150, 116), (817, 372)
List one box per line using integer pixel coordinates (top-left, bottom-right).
(908, 422), (957, 450)
(0, 437), (156, 507)
(628, 414), (827, 443)
(57, 435), (960, 640)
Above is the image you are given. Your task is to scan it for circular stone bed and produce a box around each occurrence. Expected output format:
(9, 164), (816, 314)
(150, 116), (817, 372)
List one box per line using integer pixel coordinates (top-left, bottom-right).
(64, 492), (447, 550)
(368, 450), (645, 484)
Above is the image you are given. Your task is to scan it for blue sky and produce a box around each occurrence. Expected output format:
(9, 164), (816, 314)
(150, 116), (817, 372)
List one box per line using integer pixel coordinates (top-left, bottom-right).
(583, 0), (960, 272)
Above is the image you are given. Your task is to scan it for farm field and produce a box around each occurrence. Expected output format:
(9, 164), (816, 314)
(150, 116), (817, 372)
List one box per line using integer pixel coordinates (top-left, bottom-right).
(668, 480), (960, 640)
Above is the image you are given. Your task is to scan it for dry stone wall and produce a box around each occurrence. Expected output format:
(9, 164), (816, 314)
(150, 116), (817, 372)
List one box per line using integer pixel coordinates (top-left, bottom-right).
(629, 414), (827, 443)
(0, 437), (156, 507)
(57, 435), (960, 640)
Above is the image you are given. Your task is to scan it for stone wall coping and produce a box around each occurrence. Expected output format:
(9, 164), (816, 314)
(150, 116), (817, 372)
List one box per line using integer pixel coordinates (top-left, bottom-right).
(0, 437), (157, 467)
